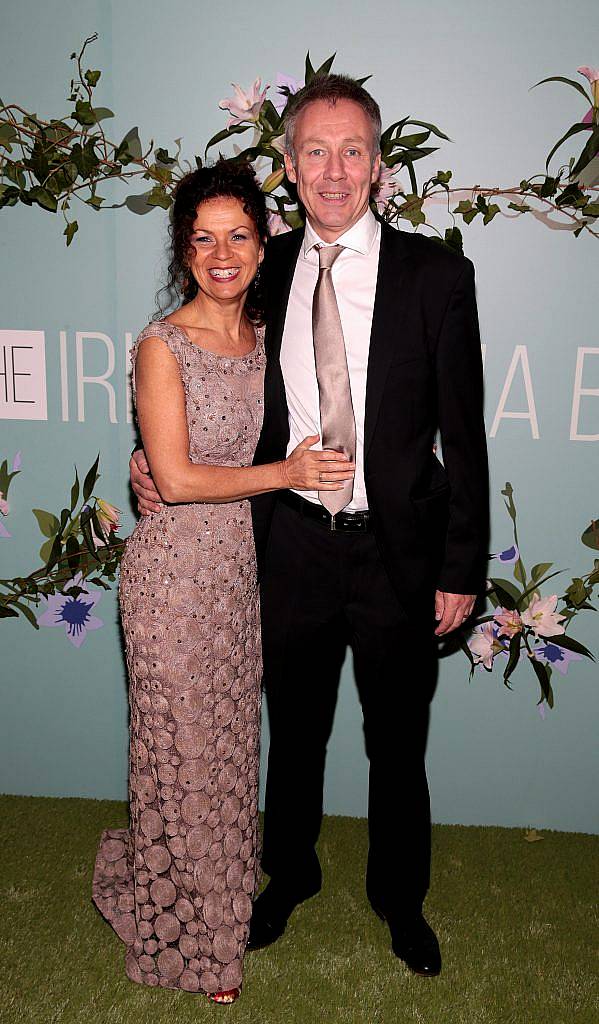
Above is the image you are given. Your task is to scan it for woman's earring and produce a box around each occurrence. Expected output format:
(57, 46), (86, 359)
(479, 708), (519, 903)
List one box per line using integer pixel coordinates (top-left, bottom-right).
(254, 266), (261, 286)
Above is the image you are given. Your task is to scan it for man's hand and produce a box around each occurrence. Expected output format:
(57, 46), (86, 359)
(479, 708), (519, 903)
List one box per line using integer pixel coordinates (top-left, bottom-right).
(434, 590), (475, 636)
(130, 448), (162, 515)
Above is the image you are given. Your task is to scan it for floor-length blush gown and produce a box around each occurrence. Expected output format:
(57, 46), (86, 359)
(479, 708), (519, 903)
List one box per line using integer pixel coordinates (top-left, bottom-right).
(92, 319), (265, 995)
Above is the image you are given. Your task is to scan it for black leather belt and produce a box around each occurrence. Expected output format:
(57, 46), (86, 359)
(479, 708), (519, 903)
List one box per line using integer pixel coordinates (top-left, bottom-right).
(279, 490), (372, 533)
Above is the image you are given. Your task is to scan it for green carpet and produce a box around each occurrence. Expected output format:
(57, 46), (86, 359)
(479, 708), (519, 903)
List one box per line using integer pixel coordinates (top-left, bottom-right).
(1, 795), (597, 1024)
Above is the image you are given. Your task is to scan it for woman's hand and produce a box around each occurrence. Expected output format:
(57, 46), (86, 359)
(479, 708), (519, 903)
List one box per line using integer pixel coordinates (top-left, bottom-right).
(282, 434), (355, 491)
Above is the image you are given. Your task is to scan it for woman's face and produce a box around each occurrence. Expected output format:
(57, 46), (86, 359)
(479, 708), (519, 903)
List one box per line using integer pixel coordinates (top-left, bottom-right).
(187, 196), (263, 304)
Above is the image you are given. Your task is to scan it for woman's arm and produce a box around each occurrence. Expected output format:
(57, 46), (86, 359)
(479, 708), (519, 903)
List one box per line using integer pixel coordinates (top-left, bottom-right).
(134, 336), (354, 505)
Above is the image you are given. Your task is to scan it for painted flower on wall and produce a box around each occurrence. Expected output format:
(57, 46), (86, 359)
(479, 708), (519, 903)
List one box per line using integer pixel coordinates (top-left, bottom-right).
(219, 78), (268, 127)
(37, 571), (104, 648)
(495, 607), (523, 639)
(0, 451), (22, 539)
(491, 544), (520, 565)
(267, 210), (292, 236)
(521, 593), (566, 638)
(468, 621), (496, 669)
(0, 492), (9, 538)
(535, 642), (583, 676)
(273, 72), (303, 114)
(375, 164), (403, 211)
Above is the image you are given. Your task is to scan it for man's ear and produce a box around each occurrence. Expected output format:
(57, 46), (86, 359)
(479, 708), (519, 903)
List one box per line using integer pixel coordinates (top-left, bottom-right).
(284, 152), (297, 184)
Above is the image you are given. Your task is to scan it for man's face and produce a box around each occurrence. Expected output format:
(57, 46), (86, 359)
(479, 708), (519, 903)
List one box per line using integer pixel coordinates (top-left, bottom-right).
(284, 98), (381, 243)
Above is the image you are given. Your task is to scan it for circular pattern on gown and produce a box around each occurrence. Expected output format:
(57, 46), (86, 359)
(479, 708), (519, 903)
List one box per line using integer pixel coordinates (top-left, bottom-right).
(92, 322), (264, 995)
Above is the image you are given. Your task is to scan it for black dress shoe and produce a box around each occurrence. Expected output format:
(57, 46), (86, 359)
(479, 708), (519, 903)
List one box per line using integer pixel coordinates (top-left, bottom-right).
(246, 881), (320, 951)
(373, 907), (442, 976)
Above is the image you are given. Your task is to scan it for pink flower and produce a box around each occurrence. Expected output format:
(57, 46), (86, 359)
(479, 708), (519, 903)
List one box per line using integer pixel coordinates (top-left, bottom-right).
(267, 211), (292, 236)
(578, 66), (599, 109)
(521, 593), (565, 638)
(495, 607), (523, 639)
(374, 164), (403, 212)
(219, 78), (268, 127)
(90, 498), (120, 546)
(468, 621), (496, 669)
(273, 72), (303, 114)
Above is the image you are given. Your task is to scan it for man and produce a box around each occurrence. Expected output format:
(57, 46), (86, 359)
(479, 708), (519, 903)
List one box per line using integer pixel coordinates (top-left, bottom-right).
(131, 74), (489, 977)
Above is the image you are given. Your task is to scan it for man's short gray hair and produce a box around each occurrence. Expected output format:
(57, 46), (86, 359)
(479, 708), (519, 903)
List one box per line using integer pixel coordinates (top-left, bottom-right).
(284, 74), (382, 164)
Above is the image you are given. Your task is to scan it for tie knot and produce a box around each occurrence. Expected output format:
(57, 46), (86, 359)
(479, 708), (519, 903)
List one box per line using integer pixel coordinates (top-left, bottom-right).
(317, 244), (344, 270)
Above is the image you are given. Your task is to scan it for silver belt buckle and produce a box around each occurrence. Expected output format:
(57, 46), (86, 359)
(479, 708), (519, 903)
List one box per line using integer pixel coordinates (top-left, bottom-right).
(330, 513), (336, 532)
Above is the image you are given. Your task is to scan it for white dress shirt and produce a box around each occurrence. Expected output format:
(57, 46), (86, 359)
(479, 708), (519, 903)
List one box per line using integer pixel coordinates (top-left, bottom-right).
(280, 208), (381, 511)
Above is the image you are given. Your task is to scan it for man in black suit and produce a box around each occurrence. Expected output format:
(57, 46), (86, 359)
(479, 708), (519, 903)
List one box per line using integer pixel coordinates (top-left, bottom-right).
(131, 74), (489, 977)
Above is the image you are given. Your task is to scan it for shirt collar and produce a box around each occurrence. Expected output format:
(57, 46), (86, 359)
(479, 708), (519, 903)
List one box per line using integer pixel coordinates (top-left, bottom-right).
(303, 208), (379, 259)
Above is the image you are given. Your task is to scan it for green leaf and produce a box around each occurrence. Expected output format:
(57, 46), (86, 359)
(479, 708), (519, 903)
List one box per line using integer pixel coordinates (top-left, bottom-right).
(488, 578), (521, 610)
(583, 202), (599, 218)
(544, 633), (594, 659)
(503, 633), (521, 685)
(401, 119), (451, 142)
(204, 123), (251, 156)
(12, 599), (39, 629)
(83, 455), (100, 502)
(29, 187), (58, 212)
(91, 107), (114, 122)
(396, 194), (426, 227)
(145, 186), (172, 210)
(572, 126), (599, 179)
(581, 520), (599, 550)
(80, 517), (100, 561)
(86, 195), (104, 210)
(531, 562), (553, 583)
(0, 123), (18, 151)
(155, 147), (177, 165)
(32, 508), (60, 538)
(532, 75), (592, 105)
(72, 100), (96, 126)
(116, 127), (143, 164)
(544, 122), (592, 171)
(70, 470), (80, 512)
(442, 226), (463, 254)
(0, 604), (19, 619)
(84, 69), (101, 87)
(508, 201), (532, 213)
(39, 537), (54, 563)
(305, 52), (316, 85)
(124, 191), (155, 215)
(394, 131), (431, 149)
(64, 220), (78, 246)
(314, 53), (336, 77)
(483, 203), (500, 225)
(530, 658), (554, 708)
(65, 533), (82, 573)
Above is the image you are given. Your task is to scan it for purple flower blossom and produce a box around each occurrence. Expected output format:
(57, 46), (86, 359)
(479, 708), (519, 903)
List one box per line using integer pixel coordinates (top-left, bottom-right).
(273, 72), (303, 114)
(37, 572), (103, 648)
(534, 642), (583, 676)
(12, 451), (22, 472)
(491, 544), (520, 565)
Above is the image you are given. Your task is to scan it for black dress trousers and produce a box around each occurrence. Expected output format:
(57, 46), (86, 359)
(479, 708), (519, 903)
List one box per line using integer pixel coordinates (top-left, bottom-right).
(259, 497), (438, 919)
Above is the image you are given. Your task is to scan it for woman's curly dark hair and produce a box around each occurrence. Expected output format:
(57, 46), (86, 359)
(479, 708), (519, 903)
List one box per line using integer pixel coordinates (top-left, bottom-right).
(156, 159), (269, 324)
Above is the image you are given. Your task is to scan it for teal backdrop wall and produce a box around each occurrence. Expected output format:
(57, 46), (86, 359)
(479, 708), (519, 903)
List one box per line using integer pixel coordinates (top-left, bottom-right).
(1, 0), (598, 833)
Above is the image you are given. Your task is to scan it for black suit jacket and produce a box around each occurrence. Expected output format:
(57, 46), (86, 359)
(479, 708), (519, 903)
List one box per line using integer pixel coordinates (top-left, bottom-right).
(252, 219), (489, 617)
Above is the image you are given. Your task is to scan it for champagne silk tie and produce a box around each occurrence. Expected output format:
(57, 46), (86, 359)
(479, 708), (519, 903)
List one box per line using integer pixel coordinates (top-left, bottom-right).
(312, 244), (356, 515)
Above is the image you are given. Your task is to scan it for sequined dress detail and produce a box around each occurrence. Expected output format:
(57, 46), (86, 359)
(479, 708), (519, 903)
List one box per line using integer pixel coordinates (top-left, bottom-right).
(92, 319), (265, 994)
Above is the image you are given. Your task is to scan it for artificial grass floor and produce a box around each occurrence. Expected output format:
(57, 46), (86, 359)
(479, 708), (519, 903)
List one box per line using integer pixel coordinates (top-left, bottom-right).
(1, 796), (597, 1024)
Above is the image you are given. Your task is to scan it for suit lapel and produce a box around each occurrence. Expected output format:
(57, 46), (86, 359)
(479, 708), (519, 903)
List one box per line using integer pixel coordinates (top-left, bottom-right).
(364, 221), (411, 456)
(265, 228), (304, 362)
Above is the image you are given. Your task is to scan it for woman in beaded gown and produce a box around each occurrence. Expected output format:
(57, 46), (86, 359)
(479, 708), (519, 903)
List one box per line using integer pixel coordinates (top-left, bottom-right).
(92, 161), (354, 1004)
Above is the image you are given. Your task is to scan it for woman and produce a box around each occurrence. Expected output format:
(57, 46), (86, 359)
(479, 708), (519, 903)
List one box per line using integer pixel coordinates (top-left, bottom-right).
(92, 161), (353, 1004)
